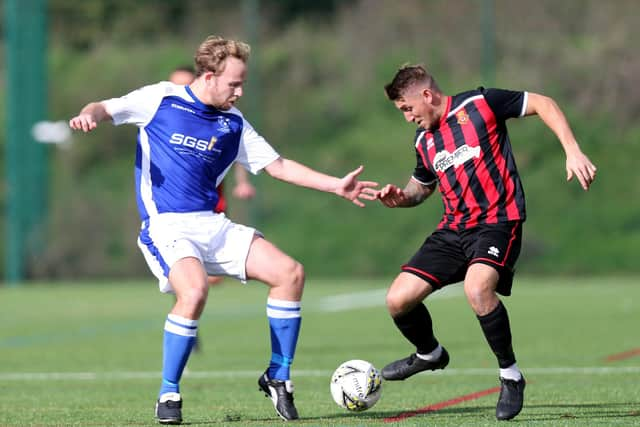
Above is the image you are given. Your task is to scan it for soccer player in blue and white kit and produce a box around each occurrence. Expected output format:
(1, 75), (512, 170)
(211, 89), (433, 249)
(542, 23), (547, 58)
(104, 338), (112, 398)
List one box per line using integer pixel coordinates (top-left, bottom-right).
(69, 35), (379, 424)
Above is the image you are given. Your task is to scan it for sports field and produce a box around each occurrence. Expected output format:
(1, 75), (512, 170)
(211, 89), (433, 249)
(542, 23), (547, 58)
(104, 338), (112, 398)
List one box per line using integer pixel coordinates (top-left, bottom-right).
(2, 277), (638, 426)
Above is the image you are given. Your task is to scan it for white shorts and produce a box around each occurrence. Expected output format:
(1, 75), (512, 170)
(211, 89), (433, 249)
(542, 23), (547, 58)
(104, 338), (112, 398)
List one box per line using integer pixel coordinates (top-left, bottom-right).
(137, 211), (260, 293)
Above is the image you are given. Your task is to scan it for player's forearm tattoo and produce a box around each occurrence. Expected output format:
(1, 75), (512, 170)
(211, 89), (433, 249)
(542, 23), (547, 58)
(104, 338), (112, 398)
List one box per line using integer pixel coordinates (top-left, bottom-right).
(402, 180), (435, 207)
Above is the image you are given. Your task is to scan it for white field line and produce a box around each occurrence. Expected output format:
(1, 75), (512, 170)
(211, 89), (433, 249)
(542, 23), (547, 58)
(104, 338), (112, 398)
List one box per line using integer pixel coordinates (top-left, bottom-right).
(316, 285), (463, 312)
(2, 366), (639, 381)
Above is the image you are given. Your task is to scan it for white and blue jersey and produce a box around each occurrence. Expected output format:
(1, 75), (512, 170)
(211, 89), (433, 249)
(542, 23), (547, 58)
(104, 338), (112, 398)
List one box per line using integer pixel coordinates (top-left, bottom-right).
(103, 82), (279, 221)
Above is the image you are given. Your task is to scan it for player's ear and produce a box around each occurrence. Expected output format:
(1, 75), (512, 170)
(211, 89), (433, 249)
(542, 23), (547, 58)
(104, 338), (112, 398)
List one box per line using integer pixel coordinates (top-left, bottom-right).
(421, 88), (433, 102)
(203, 71), (215, 85)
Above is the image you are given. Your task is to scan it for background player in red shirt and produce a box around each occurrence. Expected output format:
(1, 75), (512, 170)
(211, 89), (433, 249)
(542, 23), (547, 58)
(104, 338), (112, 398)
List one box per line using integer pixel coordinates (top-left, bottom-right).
(377, 64), (596, 421)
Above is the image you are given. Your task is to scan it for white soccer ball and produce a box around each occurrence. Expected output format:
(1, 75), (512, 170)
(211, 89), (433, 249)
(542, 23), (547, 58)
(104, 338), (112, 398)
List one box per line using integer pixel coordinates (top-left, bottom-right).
(330, 359), (382, 411)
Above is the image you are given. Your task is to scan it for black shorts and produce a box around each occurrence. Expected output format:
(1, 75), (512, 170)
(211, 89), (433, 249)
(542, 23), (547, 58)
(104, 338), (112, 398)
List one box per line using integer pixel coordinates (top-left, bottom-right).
(402, 221), (523, 296)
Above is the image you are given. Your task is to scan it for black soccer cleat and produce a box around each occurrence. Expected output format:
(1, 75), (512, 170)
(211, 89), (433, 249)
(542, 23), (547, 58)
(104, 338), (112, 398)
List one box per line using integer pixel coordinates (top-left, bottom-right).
(155, 392), (183, 425)
(258, 370), (299, 421)
(496, 375), (526, 420)
(381, 347), (450, 381)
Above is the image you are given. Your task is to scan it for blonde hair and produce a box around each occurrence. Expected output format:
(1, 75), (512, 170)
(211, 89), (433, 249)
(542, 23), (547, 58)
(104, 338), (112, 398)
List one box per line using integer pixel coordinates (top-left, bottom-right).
(194, 35), (251, 77)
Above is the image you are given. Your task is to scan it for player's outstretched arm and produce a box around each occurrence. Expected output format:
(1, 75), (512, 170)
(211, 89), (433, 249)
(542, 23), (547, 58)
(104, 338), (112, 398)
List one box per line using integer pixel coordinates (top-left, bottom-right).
(69, 102), (112, 133)
(264, 158), (378, 207)
(525, 93), (597, 190)
(377, 178), (436, 208)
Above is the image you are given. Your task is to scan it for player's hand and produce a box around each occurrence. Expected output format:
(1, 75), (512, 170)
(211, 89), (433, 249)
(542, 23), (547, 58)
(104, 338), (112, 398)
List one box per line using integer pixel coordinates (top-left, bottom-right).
(69, 114), (98, 132)
(232, 181), (256, 200)
(336, 165), (379, 207)
(376, 184), (408, 208)
(566, 151), (597, 191)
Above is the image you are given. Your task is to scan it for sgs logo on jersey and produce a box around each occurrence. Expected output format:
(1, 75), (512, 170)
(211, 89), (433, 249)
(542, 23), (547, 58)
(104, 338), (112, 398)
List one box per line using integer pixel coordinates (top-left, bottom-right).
(169, 133), (219, 152)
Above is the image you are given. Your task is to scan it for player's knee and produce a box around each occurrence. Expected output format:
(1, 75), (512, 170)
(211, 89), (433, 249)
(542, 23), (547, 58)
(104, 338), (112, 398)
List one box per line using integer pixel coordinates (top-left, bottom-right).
(177, 285), (209, 311)
(385, 289), (412, 316)
(464, 281), (490, 300)
(464, 282), (496, 314)
(270, 259), (304, 300)
(286, 260), (305, 290)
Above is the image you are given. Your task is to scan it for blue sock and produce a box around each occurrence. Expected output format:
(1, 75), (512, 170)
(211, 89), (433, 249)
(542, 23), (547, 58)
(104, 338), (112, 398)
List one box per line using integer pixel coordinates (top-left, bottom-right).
(159, 314), (198, 397)
(266, 298), (301, 381)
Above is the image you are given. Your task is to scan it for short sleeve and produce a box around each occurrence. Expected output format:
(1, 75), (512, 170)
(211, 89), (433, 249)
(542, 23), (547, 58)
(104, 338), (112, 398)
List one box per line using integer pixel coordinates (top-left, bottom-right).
(103, 82), (168, 127)
(411, 129), (437, 185)
(412, 148), (437, 185)
(235, 118), (280, 174)
(480, 88), (528, 121)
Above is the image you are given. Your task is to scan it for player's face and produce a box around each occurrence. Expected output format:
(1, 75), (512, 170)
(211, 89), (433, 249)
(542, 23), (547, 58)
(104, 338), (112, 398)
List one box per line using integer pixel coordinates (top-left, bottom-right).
(394, 88), (438, 129)
(207, 57), (247, 110)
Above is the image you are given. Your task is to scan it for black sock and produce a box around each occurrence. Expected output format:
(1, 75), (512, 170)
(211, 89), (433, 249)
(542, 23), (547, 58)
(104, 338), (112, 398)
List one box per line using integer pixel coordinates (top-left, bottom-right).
(477, 301), (516, 368)
(392, 303), (439, 354)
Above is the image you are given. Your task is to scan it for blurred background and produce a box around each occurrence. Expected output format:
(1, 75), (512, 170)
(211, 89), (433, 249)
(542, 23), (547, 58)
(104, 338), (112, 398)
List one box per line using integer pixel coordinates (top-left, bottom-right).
(1, 0), (639, 284)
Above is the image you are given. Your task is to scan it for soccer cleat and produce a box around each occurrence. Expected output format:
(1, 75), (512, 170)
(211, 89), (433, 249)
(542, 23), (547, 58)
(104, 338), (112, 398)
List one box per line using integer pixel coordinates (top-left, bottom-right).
(381, 347), (449, 380)
(155, 392), (182, 425)
(258, 371), (299, 421)
(496, 375), (526, 420)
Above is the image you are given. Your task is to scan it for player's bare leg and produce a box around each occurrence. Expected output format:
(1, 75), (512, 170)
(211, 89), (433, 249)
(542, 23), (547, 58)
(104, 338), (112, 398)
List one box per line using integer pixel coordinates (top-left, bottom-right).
(382, 273), (449, 380)
(385, 272), (433, 317)
(246, 235), (303, 421)
(185, 274), (225, 354)
(464, 263), (525, 420)
(246, 235), (304, 301)
(170, 257), (209, 318)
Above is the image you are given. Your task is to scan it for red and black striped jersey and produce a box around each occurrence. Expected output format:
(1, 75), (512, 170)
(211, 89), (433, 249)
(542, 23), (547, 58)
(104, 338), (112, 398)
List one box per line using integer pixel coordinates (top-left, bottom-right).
(412, 88), (528, 230)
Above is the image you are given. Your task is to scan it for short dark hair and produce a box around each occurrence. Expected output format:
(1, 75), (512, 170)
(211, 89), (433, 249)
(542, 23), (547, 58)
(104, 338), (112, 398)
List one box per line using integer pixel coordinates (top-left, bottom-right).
(384, 64), (436, 101)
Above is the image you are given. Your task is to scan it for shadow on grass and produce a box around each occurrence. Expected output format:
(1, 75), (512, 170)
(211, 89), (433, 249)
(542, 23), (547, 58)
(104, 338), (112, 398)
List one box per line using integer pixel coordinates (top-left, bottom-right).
(173, 402), (639, 425)
(188, 406), (493, 424)
(518, 402), (640, 421)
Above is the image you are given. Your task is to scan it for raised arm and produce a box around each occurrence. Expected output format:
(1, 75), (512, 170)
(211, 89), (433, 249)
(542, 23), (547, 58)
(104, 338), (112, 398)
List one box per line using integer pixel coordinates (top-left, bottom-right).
(525, 93), (597, 190)
(377, 177), (436, 208)
(68, 101), (112, 133)
(264, 157), (378, 207)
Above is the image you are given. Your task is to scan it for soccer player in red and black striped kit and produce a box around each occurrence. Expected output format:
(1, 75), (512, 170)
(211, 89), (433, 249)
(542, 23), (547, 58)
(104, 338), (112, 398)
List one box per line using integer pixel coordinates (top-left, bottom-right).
(377, 65), (596, 421)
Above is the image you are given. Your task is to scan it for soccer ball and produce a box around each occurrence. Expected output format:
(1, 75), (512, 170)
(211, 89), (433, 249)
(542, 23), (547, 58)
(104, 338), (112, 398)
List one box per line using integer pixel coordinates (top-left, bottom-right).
(330, 359), (382, 411)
